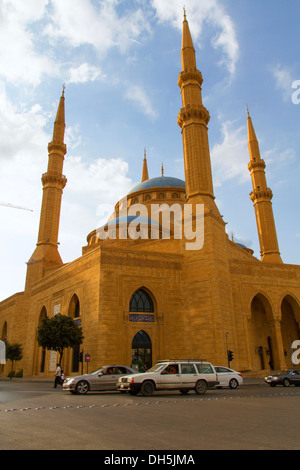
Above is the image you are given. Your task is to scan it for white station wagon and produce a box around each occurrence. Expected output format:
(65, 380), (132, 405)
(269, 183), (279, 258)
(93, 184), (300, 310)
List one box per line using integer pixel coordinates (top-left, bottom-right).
(117, 360), (219, 396)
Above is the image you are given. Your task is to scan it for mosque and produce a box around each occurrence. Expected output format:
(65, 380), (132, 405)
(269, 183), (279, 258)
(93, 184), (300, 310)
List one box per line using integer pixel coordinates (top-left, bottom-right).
(1, 13), (300, 378)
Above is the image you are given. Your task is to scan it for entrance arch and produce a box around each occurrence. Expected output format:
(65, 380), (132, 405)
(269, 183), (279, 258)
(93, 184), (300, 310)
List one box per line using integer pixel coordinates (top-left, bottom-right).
(249, 294), (274, 371)
(33, 306), (47, 375)
(132, 330), (152, 371)
(68, 294), (81, 374)
(281, 295), (300, 367)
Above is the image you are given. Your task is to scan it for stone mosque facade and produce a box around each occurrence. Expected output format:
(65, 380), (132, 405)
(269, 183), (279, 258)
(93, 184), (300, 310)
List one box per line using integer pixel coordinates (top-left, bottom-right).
(1, 15), (300, 378)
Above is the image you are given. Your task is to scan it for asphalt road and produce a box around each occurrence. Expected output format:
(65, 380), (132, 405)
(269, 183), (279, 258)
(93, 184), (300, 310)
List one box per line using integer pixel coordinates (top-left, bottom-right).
(0, 379), (299, 451)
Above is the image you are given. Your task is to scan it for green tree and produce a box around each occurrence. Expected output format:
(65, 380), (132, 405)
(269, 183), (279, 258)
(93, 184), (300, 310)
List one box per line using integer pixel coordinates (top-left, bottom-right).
(37, 314), (84, 366)
(6, 342), (23, 379)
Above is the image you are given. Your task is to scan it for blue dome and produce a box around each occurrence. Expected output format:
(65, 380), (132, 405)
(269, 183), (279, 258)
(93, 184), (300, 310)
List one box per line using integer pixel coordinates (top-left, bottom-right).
(105, 215), (159, 226)
(128, 176), (185, 194)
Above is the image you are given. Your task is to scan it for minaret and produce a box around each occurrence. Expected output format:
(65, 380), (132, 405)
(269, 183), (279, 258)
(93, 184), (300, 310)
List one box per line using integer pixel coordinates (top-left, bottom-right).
(25, 87), (67, 289)
(247, 108), (282, 263)
(177, 9), (219, 216)
(141, 148), (149, 182)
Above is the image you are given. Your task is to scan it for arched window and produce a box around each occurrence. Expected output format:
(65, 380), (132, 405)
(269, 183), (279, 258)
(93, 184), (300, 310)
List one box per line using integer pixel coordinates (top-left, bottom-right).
(40, 307), (47, 371)
(130, 289), (154, 313)
(1, 321), (7, 342)
(132, 330), (152, 370)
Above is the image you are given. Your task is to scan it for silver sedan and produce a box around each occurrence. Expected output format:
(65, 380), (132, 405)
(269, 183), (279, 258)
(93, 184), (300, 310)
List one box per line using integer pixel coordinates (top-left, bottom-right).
(63, 365), (138, 394)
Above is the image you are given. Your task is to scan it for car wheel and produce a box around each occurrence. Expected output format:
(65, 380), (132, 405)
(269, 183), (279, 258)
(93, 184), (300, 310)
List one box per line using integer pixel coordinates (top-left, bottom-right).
(75, 380), (89, 395)
(195, 380), (207, 395)
(179, 389), (189, 394)
(283, 378), (290, 387)
(229, 378), (239, 389)
(141, 380), (155, 397)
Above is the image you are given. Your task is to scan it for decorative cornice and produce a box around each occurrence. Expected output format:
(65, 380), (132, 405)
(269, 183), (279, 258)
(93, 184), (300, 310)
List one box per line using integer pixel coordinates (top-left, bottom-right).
(42, 171), (67, 189)
(178, 68), (203, 88)
(177, 104), (210, 127)
(250, 187), (273, 203)
(48, 142), (67, 155)
(248, 159), (266, 172)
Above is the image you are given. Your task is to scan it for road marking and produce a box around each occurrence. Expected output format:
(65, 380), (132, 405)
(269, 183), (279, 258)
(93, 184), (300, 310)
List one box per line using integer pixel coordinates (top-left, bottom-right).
(2, 390), (300, 414)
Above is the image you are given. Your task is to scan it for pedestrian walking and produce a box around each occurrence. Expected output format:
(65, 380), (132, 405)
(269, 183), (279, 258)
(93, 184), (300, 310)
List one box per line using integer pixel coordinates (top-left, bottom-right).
(54, 363), (62, 388)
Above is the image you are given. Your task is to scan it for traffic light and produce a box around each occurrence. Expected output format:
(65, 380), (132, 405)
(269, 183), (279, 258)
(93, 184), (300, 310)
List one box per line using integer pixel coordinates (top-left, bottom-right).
(227, 350), (234, 362)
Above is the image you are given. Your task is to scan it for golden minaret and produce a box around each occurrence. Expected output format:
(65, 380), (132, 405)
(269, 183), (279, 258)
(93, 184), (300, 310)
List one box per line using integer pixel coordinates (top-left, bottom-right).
(25, 87), (67, 289)
(177, 9), (219, 216)
(247, 108), (282, 263)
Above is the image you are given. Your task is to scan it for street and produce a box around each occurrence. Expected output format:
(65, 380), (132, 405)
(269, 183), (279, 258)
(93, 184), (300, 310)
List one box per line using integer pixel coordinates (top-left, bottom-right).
(0, 379), (299, 451)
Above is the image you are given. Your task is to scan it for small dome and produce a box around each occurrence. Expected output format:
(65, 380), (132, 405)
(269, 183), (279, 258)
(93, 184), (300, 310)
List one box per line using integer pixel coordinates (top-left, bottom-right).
(105, 215), (159, 226)
(128, 176), (185, 194)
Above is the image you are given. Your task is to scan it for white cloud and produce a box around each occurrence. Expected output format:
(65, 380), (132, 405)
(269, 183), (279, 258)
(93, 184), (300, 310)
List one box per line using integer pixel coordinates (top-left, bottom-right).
(0, 0), (55, 85)
(45, 0), (150, 54)
(151, 0), (239, 77)
(211, 120), (249, 186)
(124, 85), (157, 119)
(67, 63), (106, 84)
(271, 64), (294, 102)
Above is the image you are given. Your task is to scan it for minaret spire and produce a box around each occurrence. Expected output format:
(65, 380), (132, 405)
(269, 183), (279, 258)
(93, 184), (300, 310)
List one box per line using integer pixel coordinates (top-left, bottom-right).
(141, 148), (149, 182)
(25, 88), (67, 290)
(247, 108), (282, 263)
(177, 11), (219, 216)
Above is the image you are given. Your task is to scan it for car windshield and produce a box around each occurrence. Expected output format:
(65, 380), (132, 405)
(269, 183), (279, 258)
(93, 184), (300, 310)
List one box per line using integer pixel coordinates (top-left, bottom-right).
(146, 363), (166, 373)
(90, 368), (104, 375)
(279, 370), (291, 375)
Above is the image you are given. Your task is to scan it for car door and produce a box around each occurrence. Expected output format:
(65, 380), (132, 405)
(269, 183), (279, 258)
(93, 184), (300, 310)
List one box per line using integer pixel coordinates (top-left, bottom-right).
(158, 364), (181, 390)
(215, 367), (230, 387)
(95, 367), (118, 390)
(179, 363), (197, 388)
(291, 370), (300, 385)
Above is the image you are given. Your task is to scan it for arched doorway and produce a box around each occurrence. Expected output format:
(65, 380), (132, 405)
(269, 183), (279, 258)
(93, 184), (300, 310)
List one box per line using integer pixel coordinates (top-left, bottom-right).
(132, 330), (152, 371)
(68, 294), (81, 373)
(33, 307), (47, 375)
(281, 296), (300, 367)
(249, 294), (274, 371)
(1, 322), (7, 374)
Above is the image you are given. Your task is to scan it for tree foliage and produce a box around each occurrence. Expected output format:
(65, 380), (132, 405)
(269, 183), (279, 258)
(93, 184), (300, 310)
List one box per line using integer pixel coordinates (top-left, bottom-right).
(6, 342), (23, 378)
(37, 314), (84, 365)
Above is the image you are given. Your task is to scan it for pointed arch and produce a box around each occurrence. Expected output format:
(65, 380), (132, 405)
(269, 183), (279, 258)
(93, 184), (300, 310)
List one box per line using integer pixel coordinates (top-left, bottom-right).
(35, 306), (48, 374)
(1, 321), (7, 342)
(129, 288), (154, 313)
(68, 293), (80, 318)
(68, 293), (81, 373)
(249, 293), (274, 371)
(280, 295), (300, 367)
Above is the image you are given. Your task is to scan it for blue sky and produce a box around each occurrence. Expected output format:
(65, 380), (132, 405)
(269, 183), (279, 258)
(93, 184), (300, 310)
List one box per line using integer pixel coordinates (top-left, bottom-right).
(1, 0), (300, 300)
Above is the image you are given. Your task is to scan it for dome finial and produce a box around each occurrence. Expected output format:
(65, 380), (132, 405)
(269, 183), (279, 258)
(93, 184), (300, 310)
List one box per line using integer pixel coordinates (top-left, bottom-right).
(161, 162), (164, 177)
(141, 148), (149, 182)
